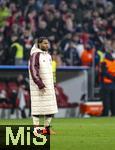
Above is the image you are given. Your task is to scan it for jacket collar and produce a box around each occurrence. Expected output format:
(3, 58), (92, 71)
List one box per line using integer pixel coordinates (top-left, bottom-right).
(30, 44), (48, 55)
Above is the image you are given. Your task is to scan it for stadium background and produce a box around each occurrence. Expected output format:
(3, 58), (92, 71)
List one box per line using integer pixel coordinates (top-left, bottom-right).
(0, 0), (115, 150)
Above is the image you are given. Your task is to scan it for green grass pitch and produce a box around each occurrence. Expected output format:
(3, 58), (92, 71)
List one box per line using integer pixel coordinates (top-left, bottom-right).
(0, 117), (115, 150)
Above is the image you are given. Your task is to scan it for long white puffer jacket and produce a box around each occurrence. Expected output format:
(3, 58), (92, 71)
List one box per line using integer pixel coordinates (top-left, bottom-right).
(29, 44), (58, 115)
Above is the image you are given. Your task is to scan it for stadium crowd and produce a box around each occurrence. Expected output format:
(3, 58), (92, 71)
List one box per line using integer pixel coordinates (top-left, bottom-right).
(0, 0), (115, 66)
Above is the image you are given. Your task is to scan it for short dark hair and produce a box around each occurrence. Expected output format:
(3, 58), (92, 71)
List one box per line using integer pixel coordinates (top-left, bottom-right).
(37, 37), (48, 48)
(37, 37), (48, 43)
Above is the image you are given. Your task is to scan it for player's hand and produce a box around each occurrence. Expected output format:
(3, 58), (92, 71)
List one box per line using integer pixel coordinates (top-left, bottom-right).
(40, 88), (46, 95)
(40, 88), (46, 93)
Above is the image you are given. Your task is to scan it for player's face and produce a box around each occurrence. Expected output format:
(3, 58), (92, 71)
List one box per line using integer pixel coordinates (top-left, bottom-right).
(39, 39), (49, 51)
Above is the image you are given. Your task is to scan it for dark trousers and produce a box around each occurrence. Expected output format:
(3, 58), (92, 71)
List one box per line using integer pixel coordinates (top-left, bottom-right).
(101, 87), (115, 116)
(10, 92), (17, 114)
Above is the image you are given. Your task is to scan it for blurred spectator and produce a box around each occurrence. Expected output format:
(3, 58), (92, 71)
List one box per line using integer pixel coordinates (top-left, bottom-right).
(17, 74), (30, 118)
(24, 0), (39, 16)
(51, 40), (63, 83)
(63, 40), (81, 66)
(59, 33), (72, 51)
(100, 51), (115, 116)
(51, 47), (63, 67)
(0, 33), (7, 64)
(21, 27), (33, 64)
(36, 18), (49, 38)
(81, 42), (94, 66)
(9, 34), (24, 65)
(25, 9), (37, 33)
(62, 32), (82, 65)
(0, 2), (11, 27)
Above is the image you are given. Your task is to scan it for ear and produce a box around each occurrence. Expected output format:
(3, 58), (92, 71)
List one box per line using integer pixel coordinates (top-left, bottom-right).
(37, 43), (40, 48)
(38, 43), (41, 49)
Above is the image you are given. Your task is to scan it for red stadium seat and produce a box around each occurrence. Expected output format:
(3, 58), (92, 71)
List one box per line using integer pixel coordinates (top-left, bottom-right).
(55, 84), (78, 108)
(0, 82), (7, 91)
(7, 81), (18, 97)
(7, 82), (18, 91)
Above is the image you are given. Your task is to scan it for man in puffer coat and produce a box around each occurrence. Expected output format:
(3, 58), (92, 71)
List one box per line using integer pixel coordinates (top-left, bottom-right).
(29, 37), (58, 135)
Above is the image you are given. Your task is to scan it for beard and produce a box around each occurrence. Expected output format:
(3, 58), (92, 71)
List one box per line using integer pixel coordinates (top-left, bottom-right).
(42, 48), (46, 51)
(41, 47), (48, 51)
